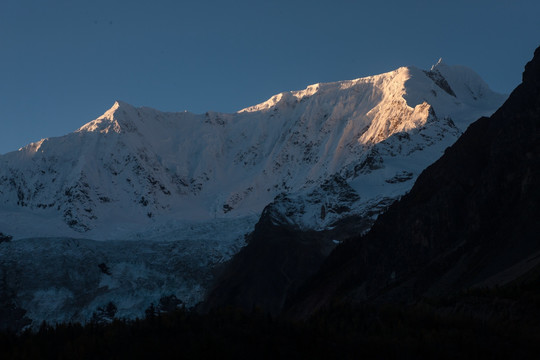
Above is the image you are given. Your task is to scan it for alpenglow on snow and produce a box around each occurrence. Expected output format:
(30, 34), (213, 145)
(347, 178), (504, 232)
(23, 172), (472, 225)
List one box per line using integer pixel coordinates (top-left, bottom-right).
(0, 60), (505, 239)
(0, 60), (506, 327)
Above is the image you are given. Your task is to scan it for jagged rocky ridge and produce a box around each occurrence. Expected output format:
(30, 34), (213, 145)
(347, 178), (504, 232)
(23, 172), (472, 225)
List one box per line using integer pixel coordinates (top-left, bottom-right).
(0, 60), (505, 328)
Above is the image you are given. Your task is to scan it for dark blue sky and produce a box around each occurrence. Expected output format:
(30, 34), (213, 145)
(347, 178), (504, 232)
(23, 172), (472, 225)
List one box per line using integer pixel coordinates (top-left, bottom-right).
(1, 0), (539, 154)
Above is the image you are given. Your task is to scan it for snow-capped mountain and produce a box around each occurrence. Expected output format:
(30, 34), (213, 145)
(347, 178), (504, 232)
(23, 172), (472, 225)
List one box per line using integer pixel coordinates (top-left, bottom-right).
(0, 60), (504, 239)
(285, 47), (540, 318)
(0, 60), (506, 328)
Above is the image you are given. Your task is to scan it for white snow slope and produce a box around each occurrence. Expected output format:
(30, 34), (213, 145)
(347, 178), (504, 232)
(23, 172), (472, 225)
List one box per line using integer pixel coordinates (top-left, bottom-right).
(0, 60), (506, 327)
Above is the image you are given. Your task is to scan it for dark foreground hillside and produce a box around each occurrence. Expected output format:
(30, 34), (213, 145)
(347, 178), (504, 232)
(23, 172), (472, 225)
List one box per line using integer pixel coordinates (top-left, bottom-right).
(2, 286), (540, 360)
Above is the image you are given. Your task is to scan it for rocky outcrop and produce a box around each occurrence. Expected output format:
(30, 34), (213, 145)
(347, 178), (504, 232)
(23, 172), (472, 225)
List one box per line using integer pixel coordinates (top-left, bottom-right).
(202, 204), (374, 314)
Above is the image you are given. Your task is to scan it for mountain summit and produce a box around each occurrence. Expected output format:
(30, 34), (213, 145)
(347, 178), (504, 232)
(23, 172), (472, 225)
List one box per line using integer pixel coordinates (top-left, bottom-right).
(0, 63), (505, 240)
(0, 61), (506, 327)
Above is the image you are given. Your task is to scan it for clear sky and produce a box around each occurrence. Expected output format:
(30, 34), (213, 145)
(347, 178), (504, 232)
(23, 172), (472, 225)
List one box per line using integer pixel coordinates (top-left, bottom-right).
(1, 0), (539, 154)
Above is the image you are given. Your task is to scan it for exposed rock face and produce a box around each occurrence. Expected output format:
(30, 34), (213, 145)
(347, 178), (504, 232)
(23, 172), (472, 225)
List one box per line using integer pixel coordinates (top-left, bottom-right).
(286, 46), (540, 317)
(202, 209), (370, 314)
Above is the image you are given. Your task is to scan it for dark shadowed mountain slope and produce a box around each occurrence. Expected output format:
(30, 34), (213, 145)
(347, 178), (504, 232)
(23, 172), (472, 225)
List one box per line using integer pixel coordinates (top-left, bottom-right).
(201, 205), (371, 314)
(285, 46), (540, 317)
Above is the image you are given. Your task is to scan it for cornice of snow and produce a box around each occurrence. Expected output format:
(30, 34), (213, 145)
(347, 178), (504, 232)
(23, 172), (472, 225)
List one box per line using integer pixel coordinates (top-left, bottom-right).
(237, 70), (405, 114)
(236, 63), (505, 125)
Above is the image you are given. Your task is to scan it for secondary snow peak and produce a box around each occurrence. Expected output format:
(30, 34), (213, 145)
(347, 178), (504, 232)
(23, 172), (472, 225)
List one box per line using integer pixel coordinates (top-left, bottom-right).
(77, 100), (139, 134)
(102, 100), (136, 119)
(113, 99), (132, 108)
